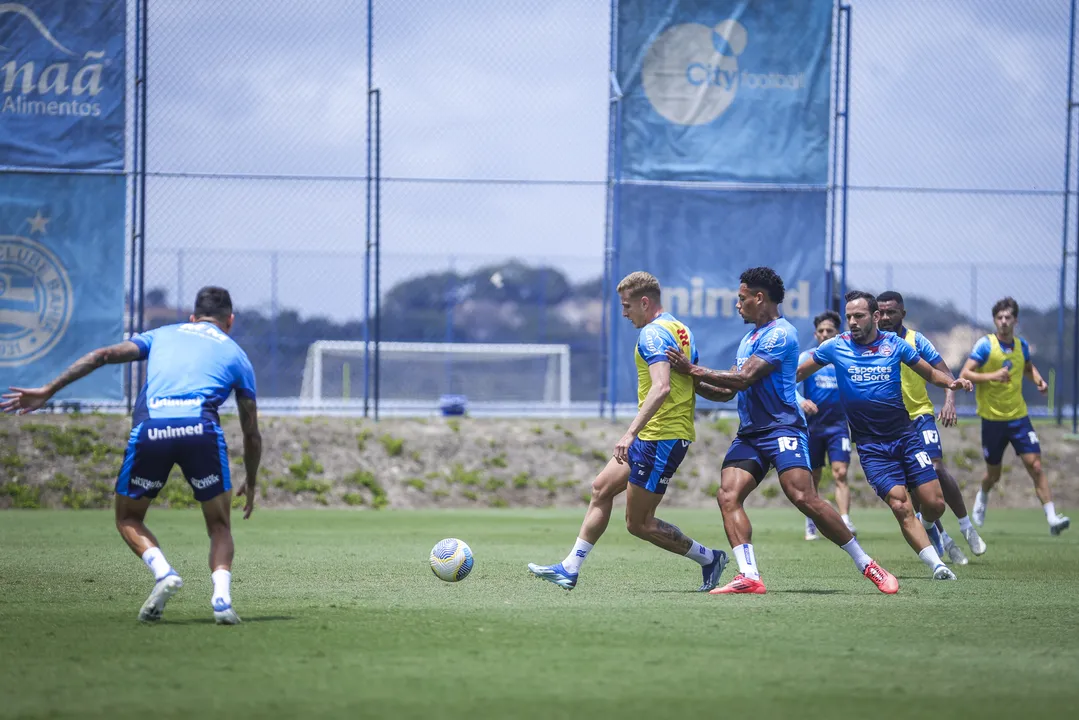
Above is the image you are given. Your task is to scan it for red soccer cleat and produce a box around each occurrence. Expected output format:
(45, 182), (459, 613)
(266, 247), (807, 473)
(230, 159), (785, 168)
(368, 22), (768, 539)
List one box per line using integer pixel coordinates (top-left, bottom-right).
(863, 561), (899, 594)
(710, 573), (767, 595)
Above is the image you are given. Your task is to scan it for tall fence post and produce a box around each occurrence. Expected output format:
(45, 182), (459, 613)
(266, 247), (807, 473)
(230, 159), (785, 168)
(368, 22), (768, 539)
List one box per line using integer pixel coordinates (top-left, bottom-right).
(1060, 0), (1077, 426)
(270, 251), (279, 398)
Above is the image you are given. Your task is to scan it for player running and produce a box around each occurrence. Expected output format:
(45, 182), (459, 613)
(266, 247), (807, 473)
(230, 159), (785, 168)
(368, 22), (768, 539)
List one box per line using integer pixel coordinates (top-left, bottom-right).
(877, 291), (987, 564)
(665, 268), (898, 595)
(798, 291), (973, 580)
(960, 297), (1070, 536)
(2, 287), (262, 624)
(797, 310), (856, 541)
(527, 271), (728, 592)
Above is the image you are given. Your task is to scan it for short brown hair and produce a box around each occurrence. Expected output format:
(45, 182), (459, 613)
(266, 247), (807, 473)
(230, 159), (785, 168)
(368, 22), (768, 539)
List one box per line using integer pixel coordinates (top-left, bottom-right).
(992, 296), (1019, 318)
(617, 271), (661, 302)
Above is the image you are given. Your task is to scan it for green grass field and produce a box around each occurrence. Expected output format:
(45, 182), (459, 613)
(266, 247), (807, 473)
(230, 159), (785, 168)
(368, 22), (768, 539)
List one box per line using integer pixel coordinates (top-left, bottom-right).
(2, 508), (1077, 719)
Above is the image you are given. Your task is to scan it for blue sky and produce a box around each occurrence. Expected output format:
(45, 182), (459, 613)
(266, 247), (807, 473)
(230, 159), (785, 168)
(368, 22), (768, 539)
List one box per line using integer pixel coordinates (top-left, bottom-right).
(137, 0), (1077, 322)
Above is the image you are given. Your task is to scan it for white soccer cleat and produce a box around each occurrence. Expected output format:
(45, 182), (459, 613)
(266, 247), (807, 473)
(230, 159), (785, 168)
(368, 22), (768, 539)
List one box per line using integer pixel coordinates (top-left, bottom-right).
(963, 526), (987, 556)
(804, 518), (818, 541)
(138, 572), (183, 623)
(943, 537), (969, 566)
(844, 518), (858, 537)
(1050, 515), (1071, 537)
(932, 564), (957, 581)
(972, 495), (987, 527)
(212, 597), (241, 625)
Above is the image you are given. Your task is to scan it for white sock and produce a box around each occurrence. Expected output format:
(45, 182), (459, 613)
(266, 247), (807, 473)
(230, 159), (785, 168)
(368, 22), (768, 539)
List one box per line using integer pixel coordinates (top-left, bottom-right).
(918, 545), (944, 570)
(734, 543), (760, 579)
(841, 513), (852, 526)
(561, 537), (593, 574)
(841, 538), (872, 573)
(976, 489), (989, 507)
(211, 569), (232, 607)
(684, 540), (715, 567)
(920, 515), (935, 532)
(1044, 502), (1058, 522)
(805, 516), (816, 531)
(141, 547), (173, 582)
(958, 516), (973, 532)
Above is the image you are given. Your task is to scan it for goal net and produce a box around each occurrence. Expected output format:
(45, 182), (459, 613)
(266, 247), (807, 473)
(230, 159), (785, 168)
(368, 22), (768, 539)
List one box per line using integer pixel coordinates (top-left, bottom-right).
(299, 341), (571, 407)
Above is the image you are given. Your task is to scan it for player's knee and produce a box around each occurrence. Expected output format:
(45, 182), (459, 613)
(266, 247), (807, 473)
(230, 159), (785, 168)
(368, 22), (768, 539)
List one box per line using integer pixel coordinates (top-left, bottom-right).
(625, 515), (647, 538)
(833, 466), (848, 484)
(923, 495), (946, 519)
(886, 495), (910, 517)
(591, 476), (617, 503)
(1025, 456), (1042, 475)
(717, 484), (740, 511)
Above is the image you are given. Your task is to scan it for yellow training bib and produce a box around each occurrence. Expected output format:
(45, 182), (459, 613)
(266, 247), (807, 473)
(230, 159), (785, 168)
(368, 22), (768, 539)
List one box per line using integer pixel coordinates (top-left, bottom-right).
(635, 314), (697, 441)
(899, 328), (935, 419)
(975, 334), (1028, 421)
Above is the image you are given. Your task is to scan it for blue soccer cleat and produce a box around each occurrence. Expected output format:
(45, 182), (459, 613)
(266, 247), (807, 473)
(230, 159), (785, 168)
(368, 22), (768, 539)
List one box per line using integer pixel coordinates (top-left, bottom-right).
(527, 562), (578, 590)
(698, 549), (729, 592)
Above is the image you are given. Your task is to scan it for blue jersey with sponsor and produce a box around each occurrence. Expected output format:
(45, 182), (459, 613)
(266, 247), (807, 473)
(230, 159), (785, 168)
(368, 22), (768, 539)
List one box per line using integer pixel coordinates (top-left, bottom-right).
(736, 318), (807, 437)
(798, 349), (845, 430)
(130, 322), (256, 424)
(811, 331), (920, 444)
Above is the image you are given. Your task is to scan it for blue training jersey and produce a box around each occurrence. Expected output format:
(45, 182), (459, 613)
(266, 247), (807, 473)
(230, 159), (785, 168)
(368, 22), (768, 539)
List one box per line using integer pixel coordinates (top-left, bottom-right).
(798, 349), (845, 430)
(130, 322), (257, 424)
(735, 318), (807, 437)
(811, 331), (920, 444)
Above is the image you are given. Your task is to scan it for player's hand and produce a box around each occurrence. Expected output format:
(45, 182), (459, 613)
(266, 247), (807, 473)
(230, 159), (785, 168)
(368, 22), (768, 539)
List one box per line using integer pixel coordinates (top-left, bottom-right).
(613, 432), (635, 464)
(991, 368), (1011, 383)
(1036, 377), (1049, 394)
(938, 400), (958, 428)
(800, 399), (819, 416)
(664, 346), (693, 375)
(950, 378), (974, 393)
(0, 386), (52, 415)
(235, 480), (255, 519)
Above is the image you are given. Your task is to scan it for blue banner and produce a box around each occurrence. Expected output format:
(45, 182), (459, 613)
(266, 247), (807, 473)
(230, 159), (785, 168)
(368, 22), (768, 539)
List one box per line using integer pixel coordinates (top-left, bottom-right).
(617, 0), (833, 183)
(612, 184), (826, 403)
(0, 173), (126, 399)
(0, 1), (126, 170)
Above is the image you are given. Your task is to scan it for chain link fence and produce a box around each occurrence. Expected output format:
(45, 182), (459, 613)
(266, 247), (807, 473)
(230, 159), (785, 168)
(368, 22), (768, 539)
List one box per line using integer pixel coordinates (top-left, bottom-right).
(131, 0), (1079, 416)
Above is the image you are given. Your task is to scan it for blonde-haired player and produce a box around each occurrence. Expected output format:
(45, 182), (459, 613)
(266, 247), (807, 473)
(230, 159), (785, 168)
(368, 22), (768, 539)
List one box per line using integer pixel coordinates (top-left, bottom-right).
(527, 271), (729, 591)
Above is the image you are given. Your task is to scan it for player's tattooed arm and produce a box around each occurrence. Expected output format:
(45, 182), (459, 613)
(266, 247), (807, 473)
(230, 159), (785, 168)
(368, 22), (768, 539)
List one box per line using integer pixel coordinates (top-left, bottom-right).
(235, 394), (262, 519)
(959, 357), (1009, 385)
(1, 341), (142, 414)
(665, 347), (774, 391)
(694, 379), (736, 403)
(913, 359), (972, 392)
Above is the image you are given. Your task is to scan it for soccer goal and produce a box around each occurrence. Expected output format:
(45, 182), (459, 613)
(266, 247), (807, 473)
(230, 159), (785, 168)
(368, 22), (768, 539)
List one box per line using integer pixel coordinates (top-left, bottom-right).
(299, 341), (572, 407)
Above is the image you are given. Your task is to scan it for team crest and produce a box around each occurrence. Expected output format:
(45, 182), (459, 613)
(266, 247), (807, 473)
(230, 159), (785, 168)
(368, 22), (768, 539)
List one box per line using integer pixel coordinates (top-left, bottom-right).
(0, 234), (73, 367)
(880, 343), (893, 356)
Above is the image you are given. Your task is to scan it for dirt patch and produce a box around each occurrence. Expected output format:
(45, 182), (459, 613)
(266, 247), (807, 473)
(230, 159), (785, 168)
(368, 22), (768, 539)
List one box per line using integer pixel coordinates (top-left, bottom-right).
(2, 414), (1078, 511)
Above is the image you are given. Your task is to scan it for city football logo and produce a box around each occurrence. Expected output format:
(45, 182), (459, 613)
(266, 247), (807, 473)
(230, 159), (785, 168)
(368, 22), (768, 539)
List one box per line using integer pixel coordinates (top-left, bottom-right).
(0, 217), (73, 367)
(641, 18), (805, 126)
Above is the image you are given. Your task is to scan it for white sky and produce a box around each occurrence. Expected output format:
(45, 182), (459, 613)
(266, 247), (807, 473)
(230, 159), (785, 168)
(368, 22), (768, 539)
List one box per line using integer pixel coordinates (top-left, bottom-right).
(135, 0), (1077, 322)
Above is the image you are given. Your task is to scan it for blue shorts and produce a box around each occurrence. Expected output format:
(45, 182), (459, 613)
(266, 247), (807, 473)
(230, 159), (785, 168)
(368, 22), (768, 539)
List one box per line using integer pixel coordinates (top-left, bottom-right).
(807, 423), (851, 469)
(981, 416), (1040, 465)
(912, 415), (943, 460)
(628, 438), (690, 495)
(115, 419), (231, 502)
(723, 428), (811, 483)
(857, 431), (937, 500)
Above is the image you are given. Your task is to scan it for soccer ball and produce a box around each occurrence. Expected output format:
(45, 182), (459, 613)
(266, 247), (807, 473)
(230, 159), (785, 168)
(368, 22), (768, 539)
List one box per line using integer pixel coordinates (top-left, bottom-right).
(429, 538), (474, 582)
